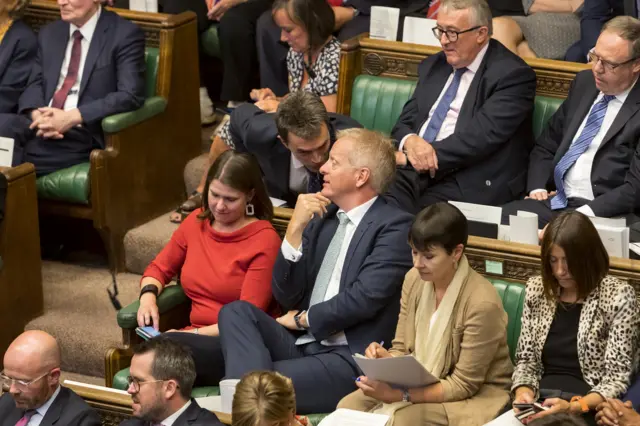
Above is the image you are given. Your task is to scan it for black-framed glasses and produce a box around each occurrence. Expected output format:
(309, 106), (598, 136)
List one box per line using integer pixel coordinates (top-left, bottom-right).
(588, 49), (638, 72)
(432, 25), (482, 42)
(126, 375), (165, 393)
(0, 371), (50, 390)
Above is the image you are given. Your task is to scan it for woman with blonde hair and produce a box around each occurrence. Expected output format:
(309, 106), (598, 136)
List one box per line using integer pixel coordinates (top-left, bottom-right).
(232, 371), (309, 426)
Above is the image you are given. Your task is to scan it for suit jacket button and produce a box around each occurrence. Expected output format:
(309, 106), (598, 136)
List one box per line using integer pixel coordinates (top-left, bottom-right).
(485, 180), (491, 186)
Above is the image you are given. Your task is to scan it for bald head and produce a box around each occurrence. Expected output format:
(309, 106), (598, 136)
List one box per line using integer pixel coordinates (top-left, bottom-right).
(4, 331), (61, 373)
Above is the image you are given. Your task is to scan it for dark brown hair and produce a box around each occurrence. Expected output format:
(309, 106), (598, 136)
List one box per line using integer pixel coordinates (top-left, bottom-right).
(275, 91), (329, 143)
(529, 413), (587, 426)
(272, 0), (335, 53)
(409, 202), (468, 254)
(198, 151), (273, 222)
(540, 211), (609, 302)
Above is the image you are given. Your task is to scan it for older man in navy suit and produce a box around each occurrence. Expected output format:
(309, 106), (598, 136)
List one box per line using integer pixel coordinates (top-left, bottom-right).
(3, 0), (145, 176)
(218, 128), (414, 414)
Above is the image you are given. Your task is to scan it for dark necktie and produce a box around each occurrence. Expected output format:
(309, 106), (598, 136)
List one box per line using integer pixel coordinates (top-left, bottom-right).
(15, 409), (36, 426)
(307, 171), (323, 194)
(550, 94), (615, 210)
(51, 30), (83, 110)
(421, 67), (467, 143)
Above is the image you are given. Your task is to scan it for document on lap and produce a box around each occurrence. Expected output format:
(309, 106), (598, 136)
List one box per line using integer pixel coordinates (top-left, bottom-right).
(352, 353), (439, 388)
(318, 409), (390, 426)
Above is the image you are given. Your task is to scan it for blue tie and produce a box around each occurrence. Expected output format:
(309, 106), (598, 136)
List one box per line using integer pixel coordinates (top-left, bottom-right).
(551, 94), (615, 210)
(421, 67), (467, 142)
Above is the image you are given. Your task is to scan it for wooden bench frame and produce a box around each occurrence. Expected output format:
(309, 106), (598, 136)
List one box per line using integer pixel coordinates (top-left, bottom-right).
(23, 2), (202, 271)
(0, 164), (42, 369)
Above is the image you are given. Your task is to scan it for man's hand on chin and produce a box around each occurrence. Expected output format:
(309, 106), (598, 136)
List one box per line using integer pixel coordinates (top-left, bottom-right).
(30, 107), (83, 139)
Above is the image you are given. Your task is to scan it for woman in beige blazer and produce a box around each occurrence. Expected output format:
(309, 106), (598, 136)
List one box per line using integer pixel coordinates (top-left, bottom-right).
(338, 202), (513, 425)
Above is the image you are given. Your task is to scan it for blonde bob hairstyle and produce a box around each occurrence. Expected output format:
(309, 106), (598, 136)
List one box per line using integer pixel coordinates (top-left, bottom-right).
(232, 371), (296, 426)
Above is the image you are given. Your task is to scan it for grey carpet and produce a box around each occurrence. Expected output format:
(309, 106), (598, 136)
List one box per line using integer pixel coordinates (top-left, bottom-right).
(124, 212), (178, 275)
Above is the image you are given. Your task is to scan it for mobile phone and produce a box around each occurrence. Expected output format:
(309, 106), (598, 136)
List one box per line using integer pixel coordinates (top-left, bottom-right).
(533, 402), (549, 412)
(513, 403), (534, 411)
(515, 408), (535, 421)
(136, 326), (161, 340)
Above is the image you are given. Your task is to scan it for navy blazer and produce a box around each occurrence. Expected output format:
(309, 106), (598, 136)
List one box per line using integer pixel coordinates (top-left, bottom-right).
(392, 39), (537, 205)
(18, 8), (145, 145)
(0, 386), (101, 426)
(119, 400), (224, 426)
(272, 197), (413, 354)
(229, 104), (363, 206)
(528, 70), (640, 218)
(0, 20), (36, 113)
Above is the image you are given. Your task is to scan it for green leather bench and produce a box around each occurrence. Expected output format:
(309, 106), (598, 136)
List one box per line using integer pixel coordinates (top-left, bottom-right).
(110, 278), (526, 422)
(201, 24), (220, 58)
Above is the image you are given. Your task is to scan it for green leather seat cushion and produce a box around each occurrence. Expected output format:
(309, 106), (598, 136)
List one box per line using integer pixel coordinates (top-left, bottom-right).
(533, 96), (564, 139)
(117, 285), (189, 329)
(36, 162), (91, 204)
(201, 24), (220, 58)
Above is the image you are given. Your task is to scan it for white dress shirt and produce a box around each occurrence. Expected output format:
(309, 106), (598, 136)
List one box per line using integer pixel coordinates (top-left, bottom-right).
(281, 196), (378, 346)
(289, 154), (308, 194)
(531, 83), (634, 217)
(399, 43), (490, 150)
(51, 6), (102, 111)
(28, 386), (61, 426)
(158, 400), (192, 426)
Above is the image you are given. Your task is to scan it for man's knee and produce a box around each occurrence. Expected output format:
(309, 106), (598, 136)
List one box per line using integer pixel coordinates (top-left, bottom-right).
(256, 11), (277, 39)
(219, 300), (257, 325)
(219, 7), (252, 36)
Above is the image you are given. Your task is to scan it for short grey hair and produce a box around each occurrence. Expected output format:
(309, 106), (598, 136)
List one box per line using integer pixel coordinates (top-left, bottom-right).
(337, 128), (396, 194)
(602, 16), (640, 60)
(440, 0), (493, 36)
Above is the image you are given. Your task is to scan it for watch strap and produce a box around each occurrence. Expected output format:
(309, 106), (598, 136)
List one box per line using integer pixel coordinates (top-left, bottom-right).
(570, 396), (589, 413)
(294, 310), (307, 330)
(402, 389), (411, 403)
(139, 284), (159, 299)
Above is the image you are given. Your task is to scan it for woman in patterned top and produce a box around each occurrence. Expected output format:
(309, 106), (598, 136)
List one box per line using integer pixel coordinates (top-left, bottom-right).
(171, 0), (340, 223)
(510, 211), (639, 425)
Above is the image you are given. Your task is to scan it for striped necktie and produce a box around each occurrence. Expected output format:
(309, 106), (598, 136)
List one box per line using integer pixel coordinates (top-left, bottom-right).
(15, 410), (36, 426)
(421, 67), (467, 143)
(550, 94), (615, 210)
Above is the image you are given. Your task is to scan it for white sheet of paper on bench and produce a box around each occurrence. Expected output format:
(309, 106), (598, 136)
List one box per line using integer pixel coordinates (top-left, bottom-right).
(145, 0), (158, 12)
(129, 0), (147, 12)
(196, 395), (224, 413)
(369, 6), (400, 41)
(269, 197), (288, 207)
(0, 137), (14, 168)
(589, 216), (627, 228)
(449, 201), (502, 225)
(352, 354), (439, 389)
(509, 211), (538, 245)
(403, 17), (440, 47)
(318, 408), (390, 426)
(595, 224), (629, 259)
(63, 380), (130, 396)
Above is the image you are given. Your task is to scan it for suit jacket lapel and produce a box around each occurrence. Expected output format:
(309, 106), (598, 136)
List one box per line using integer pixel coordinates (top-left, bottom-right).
(418, 57), (451, 128)
(456, 42), (493, 129)
(46, 23), (71, 103)
(39, 387), (66, 426)
(79, 10), (111, 96)
(0, 24), (16, 78)
(598, 80), (640, 150)
(556, 83), (599, 160)
(272, 150), (292, 198)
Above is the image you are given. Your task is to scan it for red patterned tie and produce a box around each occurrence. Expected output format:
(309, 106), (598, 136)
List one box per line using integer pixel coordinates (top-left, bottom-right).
(15, 410), (36, 426)
(427, 0), (440, 18)
(51, 30), (83, 110)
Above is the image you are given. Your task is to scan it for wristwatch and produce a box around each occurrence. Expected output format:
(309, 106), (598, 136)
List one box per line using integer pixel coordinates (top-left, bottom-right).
(139, 284), (159, 299)
(294, 310), (307, 330)
(402, 389), (411, 403)
(570, 396), (589, 413)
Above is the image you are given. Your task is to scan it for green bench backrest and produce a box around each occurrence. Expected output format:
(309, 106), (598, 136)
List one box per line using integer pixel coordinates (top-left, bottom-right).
(488, 278), (526, 362)
(144, 47), (160, 98)
(349, 75), (564, 139)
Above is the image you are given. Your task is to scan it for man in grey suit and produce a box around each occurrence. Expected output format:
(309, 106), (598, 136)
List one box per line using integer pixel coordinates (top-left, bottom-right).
(119, 337), (223, 426)
(0, 330), (101, 426)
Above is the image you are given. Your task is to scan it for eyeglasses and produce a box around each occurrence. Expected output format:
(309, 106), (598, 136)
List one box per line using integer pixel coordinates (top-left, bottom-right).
(432, 25), (482, 42)
(588, 49), (638, 72)
(0, 371), (50, 390)
(126, 375), (165, 393)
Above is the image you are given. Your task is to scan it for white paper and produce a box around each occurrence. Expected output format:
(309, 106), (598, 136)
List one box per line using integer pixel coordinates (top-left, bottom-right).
(0, 137), (14, 167)
(402, 17), (440, 46)
(498, 225), (511, 242)
(145, 0), (158, 12)
(369, 6), (400, 41)
(219, 379), (240, 413)
(596, 224), (629, 259)
(196, 395), (223, 412)
(269, 197), (288, 207)
(449, 201), (502, 225)
(509, 211), (539, 245)
(589, 216), (627, 228)
(318, 409), (390, 426)
(483, 409), (523, 426)
(352, 354), (439, 389)
(63, 380), (130, 396)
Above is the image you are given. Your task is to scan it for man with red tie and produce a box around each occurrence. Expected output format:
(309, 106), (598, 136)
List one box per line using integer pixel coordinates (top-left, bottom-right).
(0, 331), (101, 426)
(2, 0), (145, 176)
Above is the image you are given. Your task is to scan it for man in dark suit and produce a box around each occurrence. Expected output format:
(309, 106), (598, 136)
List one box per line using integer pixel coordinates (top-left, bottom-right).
(502, 16), (640, 229)
(3, 0), (145, 176)
(0, 330), (101, 426)
(230, 91), (362, 206)
(385, 0), (536, 215)
(218, 128), (413, 414)
(119, 337), (223, 426)
(0, 19), (37, 114)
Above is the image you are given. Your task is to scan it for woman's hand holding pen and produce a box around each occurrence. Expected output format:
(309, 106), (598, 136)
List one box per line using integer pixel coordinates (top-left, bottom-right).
(365, 341), (391, 359)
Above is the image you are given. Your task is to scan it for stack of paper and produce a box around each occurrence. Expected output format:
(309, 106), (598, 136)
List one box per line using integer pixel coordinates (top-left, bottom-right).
(129, 0), (158, 12)
(508, 211), (539, 245)
(402, 17), (440, 47)
(318, 409), (390, 426)
(352, 354), (439, 388)
(588, 216), (629, 258)
(0, 137), (14, 167)
(449, 201), (503, 239)
(369, 7), (400, 41)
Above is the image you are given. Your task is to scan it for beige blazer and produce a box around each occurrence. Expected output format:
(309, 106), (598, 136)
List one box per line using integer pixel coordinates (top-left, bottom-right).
(340, 267), (513, 425)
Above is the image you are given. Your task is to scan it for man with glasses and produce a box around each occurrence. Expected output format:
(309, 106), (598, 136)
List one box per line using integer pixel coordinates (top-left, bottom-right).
(0, 330), (100, 426)
(119, 337), (222, 426)
(386, 0), (536, 214)
(502, 16), (640, 228)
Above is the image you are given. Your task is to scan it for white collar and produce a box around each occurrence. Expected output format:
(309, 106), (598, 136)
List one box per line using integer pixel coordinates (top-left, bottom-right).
(462, 42), (489, 75)
(291, 154), (306, 170)
(601, 76), (638, 104)
(35, 385), (61, 418)
(337, 196), (378, 228)
(69, 5), (101, 43)
(159, 400), (191, 426)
